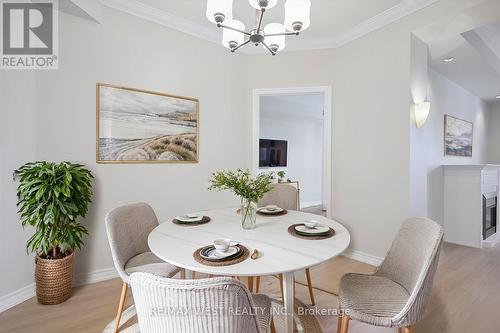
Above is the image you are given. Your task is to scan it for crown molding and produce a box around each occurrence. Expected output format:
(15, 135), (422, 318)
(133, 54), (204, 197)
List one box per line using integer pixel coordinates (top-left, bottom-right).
(100, 0), (439, 54)
(100, 0), (220, 44)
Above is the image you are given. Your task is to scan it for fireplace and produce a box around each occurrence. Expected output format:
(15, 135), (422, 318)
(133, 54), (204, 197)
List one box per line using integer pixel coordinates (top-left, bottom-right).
(483, 193), (497, 240)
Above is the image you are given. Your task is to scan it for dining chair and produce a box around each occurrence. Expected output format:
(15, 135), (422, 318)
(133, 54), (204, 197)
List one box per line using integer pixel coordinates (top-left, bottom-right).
(337, 217), (443, 333)
(130, 272), (276, 333)
(105, 202), (181, 333)
(255, 183), (316, 306)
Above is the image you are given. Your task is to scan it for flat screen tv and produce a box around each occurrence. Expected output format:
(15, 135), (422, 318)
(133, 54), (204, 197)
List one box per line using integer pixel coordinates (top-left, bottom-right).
(259, 139), (288, 167)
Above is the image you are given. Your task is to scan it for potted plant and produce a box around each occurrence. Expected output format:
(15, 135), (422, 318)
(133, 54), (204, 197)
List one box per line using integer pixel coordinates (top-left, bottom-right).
(209, 169), (273, 229)
(277, 170), (286, 182)
(15, 161), (93, 305)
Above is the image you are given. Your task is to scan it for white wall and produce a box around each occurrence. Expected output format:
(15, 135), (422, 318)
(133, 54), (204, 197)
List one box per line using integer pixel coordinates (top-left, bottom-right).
(0, 72), (38, 297)
(0, 7), (248, 299)
(488, 102), (500, 163)
(410, 35), (491, 223)
(259, 95), (323, 206)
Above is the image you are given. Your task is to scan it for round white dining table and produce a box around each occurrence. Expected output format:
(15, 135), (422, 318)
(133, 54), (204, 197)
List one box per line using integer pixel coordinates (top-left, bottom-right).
(148, 207), (351, 333)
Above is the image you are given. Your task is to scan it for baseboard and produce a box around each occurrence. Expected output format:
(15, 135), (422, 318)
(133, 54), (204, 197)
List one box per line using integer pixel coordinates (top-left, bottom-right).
(74, 267), (118, 286)
(0, 266), (118, 314)
(342, 249), (384, 267)
(0, 283), (36, 313)
(300, 201), (322, 209)
(1, 250), (383, 313)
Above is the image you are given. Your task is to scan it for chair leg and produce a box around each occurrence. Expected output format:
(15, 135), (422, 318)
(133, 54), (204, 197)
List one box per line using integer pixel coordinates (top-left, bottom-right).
(248, 276), (254, 292)
(256, 276), (261, 293)
(270, 318), (276, 333)
(404, 326), (413, 333)
(114, 282), (128, 333)
(279, 274), (284, 301)
(180, 269), (186, 279)
(305, 268), (315, 305)
(336, 315), (343, 333)
(340, 316), (350, 333)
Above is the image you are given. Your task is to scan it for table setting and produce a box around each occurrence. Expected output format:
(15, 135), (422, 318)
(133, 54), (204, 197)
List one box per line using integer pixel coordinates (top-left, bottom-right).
(147, 169), (351, 332)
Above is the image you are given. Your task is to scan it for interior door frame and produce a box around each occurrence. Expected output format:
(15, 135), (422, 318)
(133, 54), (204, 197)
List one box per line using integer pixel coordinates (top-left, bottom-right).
(251, 86), (333, 218)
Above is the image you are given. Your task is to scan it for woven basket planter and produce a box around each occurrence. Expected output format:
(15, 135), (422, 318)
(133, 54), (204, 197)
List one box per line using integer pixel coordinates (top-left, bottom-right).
(35, 252), (74, 305)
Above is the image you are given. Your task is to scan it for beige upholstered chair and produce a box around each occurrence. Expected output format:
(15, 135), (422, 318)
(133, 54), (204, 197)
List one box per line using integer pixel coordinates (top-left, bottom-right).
(337, 218), (444, 333)
(130, 272), (276, 333)
(105, 202), (181, 333)
(255, 183), (316, 306)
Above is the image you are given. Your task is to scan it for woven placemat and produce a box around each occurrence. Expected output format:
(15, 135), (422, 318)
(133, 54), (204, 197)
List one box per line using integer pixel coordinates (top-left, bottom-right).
(193, 245), (250, 266)
(257, 209), (288, 216)
(172, 216), (211, 226)
(288, 223), (335, 240)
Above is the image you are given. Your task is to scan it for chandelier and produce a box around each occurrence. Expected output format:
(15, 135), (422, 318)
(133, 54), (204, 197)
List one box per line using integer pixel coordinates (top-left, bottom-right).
(206, 0), (311, 55)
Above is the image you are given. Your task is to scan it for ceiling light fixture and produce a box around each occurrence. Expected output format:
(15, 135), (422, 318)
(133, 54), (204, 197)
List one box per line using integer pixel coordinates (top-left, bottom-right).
(206, 0), (311, 55)
(443, 57), (455, 62)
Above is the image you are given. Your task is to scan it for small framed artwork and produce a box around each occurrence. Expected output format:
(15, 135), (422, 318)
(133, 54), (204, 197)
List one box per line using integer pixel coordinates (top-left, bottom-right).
(96, 83), (199, 163)
(444, 115), (473, 157)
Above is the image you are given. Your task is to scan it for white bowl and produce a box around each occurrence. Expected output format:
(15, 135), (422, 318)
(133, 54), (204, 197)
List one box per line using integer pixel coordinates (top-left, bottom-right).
(213, 239), (230, 253)
(266, 205), (278, 211)
(304, 220), (319, 229)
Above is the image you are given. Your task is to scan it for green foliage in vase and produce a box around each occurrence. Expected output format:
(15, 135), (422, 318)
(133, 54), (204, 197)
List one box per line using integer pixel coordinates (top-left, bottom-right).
(208, 169), (274, 203)
(15, 161), (94, 259)
(277, 171), (286, 179)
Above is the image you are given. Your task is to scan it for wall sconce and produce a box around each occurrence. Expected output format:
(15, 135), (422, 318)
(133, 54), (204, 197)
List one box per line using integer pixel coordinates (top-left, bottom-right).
(413, 102), (431, 128)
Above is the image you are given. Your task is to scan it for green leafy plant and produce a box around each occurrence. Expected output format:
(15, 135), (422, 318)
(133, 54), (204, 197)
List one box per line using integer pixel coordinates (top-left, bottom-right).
(15, 162), (93, 259)
(208, 169), (274, 203)
(277, 171), (286, 180)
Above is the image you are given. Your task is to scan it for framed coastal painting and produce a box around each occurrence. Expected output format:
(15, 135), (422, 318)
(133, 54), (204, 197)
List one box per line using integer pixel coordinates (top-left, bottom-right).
(96, 83), (199, 163)
(444, 115), (473, 157)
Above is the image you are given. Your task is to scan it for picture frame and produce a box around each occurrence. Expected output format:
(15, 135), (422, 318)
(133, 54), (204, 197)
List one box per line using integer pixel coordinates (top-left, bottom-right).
(96, 83), (199, 163)
(444, 114), (473, 157)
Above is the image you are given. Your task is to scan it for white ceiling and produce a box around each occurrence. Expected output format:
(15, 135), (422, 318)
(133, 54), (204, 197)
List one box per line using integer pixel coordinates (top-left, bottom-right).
(415, 0), (500, 102)
(99, 0), (439, 52)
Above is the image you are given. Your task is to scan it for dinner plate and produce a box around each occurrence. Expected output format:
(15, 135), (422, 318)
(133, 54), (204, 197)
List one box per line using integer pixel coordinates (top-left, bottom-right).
(258, 207), (284, 214)
(175, 214), (203, 223)
(294, 224), (330, 234)
(200, 246), (242, 260)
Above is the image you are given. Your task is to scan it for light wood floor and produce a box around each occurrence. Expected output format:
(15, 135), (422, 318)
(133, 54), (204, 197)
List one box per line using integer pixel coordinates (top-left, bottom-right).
(1, 242), (499, 332)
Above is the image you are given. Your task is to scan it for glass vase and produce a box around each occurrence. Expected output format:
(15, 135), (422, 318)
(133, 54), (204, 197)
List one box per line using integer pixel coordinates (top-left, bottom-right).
(240, 199), (257, 230)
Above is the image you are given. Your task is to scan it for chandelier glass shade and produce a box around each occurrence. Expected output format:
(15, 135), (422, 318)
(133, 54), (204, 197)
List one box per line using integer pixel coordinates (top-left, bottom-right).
(264, 23), (286, 52)
(206, 0), (311, 55)
(284, 0), (311, 32)
(248, 0), (279, 10)
(222, 20), (246, 50)
(206, 0), (233, 24)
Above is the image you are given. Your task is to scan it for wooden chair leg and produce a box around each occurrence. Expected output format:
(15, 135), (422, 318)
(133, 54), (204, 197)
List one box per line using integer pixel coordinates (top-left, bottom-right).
(340, 316), (350, 333)
(256, 276), (261, 293)
(336, 315), (343, 333)
(279, 274), (284, 301)
(248, 276), (254, 292)
(305, 268), (315, 305)
(114, 282), (128, 333)
(270, 318), (277, 333)
(404, 326), (413, 333)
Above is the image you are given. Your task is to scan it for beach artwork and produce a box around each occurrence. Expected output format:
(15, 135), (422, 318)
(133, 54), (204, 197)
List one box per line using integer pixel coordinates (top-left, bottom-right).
(444, 115), (473, 157)
(97, 84), (199, 163)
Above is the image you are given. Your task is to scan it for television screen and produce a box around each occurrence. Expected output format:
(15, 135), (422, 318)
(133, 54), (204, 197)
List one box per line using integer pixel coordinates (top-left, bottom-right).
(259, 139), (288, 167)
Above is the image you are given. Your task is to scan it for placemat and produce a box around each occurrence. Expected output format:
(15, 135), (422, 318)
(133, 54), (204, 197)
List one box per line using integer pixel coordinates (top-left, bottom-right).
(257, 209), (288, 216)
(193, 245), (250, 266)
(172, 216), (211, 226)
(288, 223), (335, 240)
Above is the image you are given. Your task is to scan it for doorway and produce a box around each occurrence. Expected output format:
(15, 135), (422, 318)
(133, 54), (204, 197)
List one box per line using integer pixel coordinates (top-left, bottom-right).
(252, 87), (332, 217)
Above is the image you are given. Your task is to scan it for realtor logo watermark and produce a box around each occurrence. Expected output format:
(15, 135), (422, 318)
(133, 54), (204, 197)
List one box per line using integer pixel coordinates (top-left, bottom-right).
(1, 0), (58, 69)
